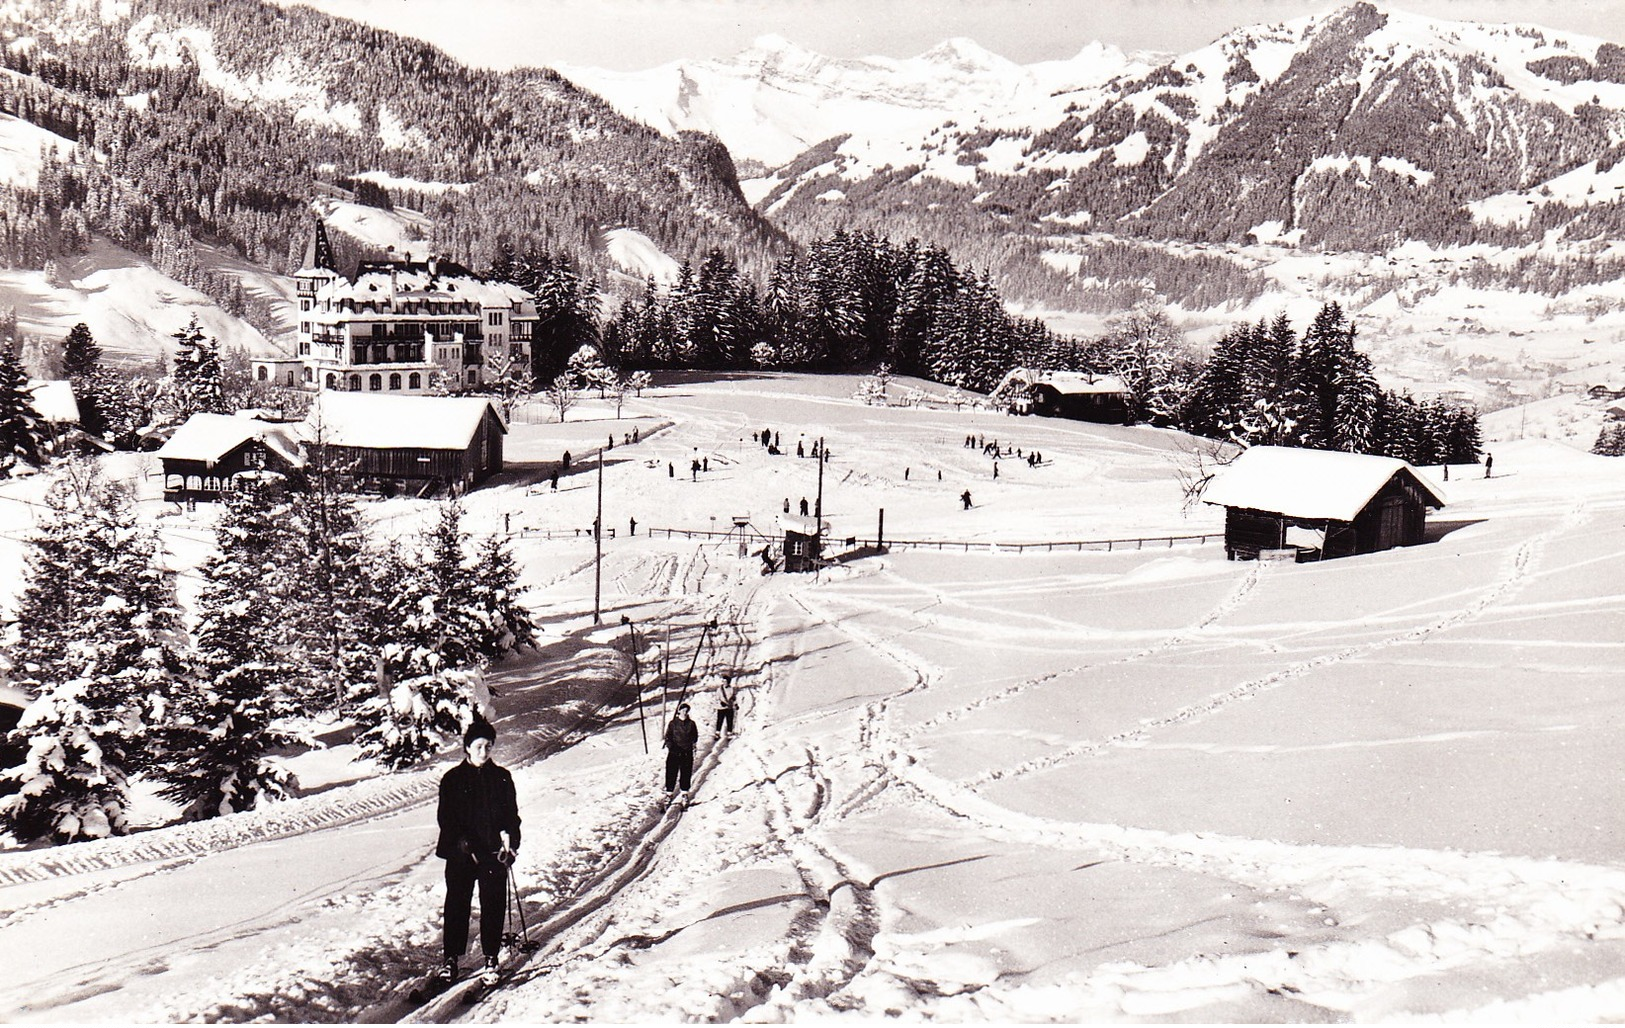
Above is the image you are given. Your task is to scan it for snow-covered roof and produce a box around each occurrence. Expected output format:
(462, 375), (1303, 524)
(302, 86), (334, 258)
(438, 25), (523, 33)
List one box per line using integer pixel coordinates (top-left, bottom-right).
(1202, 446), (1446, 522)
(156, 413), (305, 467)
(778, 513), (830, 536)
(26, 379), (79, 424)
(1034, 372), (1129, 396)
(305, 393), (506, 451)
(317, 258), (531, 310)
(992, 367), (1129, 397)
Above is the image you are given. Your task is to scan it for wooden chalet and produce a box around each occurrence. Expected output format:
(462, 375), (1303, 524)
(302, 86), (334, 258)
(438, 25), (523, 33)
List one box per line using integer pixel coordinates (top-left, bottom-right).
(993, 369), (1131, 424)
(156, 414), (304, 501)
(1202, 446), (1447, 562)
(27, 380), (81, 453)
(305, 392), (506, 497)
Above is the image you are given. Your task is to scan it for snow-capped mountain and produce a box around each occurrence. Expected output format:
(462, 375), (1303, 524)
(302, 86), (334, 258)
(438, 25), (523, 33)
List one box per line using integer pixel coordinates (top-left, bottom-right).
(757, 2), (1625, 255)
(557, 34), (1150, 173)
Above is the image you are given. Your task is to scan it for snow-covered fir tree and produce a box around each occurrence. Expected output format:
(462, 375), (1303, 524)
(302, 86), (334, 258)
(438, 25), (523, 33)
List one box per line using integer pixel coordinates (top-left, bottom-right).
(0, 461), (188, 844)
(280, 424), (381, 712)
(467, 530), (535, 661)
(358, 503), (483, 769)
(60, 322), (110, 439)
(0, 342), (46, 475)
(158, 477), (305, 819)
(164, 314), (229, 425)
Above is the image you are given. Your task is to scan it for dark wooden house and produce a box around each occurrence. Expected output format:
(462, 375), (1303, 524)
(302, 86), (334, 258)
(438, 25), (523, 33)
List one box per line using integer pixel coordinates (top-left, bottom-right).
(778, 513), (828, 573)
(1202, 446), (1447, 562)
(993, 369), (1131, 424)
(306, 393), (506, 496)
(156, 414), (305, 501)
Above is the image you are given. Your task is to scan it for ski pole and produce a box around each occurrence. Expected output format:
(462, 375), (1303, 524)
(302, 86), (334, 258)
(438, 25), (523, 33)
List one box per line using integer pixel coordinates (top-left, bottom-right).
(507, 864), (540, 952)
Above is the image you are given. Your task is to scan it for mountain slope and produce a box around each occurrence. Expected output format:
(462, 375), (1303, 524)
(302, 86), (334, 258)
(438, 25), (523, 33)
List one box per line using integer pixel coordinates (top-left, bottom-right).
(558, 34), (1148, 174)
(0, 0), (787, 287)
(753, 3), (1625, 303)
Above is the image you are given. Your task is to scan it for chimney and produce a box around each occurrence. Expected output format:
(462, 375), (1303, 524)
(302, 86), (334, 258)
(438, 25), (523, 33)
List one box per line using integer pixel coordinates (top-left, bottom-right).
(428, 254), (439, 278)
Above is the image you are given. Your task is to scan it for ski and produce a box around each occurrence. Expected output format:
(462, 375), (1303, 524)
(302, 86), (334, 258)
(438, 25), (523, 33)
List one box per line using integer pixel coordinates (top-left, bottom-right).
(406, 973), (455, 1005)
(463, 970), (504, 1003)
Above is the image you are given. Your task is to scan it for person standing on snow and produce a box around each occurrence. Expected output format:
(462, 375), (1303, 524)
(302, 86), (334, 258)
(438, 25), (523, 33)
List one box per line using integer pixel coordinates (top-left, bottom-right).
(435, 720), (521, 987)
(663, 703), (699, 794)
(715, 675), (738, 735)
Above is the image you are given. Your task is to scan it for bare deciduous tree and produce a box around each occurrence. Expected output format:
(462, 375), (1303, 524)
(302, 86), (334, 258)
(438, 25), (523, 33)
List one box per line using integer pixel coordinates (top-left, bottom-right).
(545, 375), (579, 423)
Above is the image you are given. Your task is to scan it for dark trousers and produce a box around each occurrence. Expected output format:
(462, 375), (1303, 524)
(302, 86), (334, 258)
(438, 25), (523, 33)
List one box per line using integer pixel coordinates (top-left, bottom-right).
(664, 747), (694, 791)
(444, 855), (507, 959)
(715, 706), (735, 733)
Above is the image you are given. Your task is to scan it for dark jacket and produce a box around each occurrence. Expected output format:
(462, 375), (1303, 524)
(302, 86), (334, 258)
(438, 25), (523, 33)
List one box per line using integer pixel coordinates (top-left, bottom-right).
(435, 760), (522, 862)
(664, 716), (699, 752)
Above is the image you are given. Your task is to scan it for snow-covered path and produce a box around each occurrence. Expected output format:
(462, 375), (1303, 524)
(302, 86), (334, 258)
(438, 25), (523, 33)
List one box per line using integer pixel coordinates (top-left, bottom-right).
(3, 374), (1623, 1022)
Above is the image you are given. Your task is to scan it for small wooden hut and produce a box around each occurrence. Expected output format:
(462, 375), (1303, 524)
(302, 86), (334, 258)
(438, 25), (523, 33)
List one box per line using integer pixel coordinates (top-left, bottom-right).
(778, 513), (829, 573)
(1202, 446), (1447, 561)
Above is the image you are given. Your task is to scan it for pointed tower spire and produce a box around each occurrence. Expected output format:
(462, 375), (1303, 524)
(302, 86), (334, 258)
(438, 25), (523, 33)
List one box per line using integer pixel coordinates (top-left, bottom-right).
(302, 220), (337, 275)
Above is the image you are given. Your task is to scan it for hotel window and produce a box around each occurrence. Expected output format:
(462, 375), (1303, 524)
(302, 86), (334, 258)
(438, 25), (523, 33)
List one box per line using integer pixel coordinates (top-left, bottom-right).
(369, 374), (383, 391)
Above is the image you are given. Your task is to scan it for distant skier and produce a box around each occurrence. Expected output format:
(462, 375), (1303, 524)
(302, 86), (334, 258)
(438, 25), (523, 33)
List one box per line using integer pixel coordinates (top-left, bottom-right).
(715, 675), (737, 735)
(1484, 452), (1494, 478)
(961, 489), (972, 510)
(664, 704), (699, 795)
(799, 497), (809, 516)
(435, 720), (521, 988)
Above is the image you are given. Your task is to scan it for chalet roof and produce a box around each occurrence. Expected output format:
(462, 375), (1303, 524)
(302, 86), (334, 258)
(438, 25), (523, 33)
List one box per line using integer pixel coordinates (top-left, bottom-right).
(778, 513), (830, 536)
(156, 413), (305, 467)
(1032, 372), (1129, 396)
(992, 367), (1128, 397)
(1202, 445), (1446, 523)
(316, 258), (531, 310)
(305, 393), (506, 451)
(27, 380), (79, 424)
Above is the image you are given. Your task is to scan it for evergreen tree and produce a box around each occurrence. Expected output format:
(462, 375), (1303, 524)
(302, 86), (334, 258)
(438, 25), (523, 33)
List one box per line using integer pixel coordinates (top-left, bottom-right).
(1184, 324), (1252, 440)
(61, 323), (101, 380)
(158, 477), (304, 818)
(0, 342), (45, 474)
(0, 462), (188, 844)
(1293, 302), (1357, 449)
(61, 323), (108, 439)
(358, 503), (483, 769)
(164, 314), (228, 424)
(281, 419), (380, 713)
(468, 531), (535, 661)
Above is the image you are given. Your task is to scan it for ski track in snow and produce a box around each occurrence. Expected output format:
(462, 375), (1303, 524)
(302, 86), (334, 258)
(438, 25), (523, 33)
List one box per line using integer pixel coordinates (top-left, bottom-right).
(967, 501), (1587, 787)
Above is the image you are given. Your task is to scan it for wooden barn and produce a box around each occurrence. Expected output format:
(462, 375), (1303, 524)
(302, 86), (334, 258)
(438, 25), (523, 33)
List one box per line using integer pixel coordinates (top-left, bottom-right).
(156, 414), (305, 501)
(993, 369), (1131, 424)
(1202, 446), (1447, 562)
(305, 393), (506, 497)
(777, 513), (829, 573)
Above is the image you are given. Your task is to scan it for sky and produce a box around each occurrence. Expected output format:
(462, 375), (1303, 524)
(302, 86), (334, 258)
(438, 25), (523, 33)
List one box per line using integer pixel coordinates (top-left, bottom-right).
(289, 0), (1625, 70)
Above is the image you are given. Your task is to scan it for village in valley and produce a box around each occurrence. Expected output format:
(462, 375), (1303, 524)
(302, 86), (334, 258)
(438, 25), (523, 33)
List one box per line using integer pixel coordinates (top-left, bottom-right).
(1, 0), (1624, 1022)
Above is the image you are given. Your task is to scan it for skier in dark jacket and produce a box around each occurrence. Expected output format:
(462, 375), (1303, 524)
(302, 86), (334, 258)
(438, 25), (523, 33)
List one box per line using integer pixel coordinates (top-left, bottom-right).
(663, 704), (699, 794)
(435, 719), (521, 987)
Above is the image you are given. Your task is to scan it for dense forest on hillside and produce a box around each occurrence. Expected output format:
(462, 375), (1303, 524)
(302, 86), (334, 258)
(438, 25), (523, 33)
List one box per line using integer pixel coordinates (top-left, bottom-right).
(0, 0), (784, 287)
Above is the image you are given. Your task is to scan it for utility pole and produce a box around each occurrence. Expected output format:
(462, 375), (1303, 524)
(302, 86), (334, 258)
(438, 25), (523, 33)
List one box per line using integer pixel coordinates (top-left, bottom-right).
(594, 447), (604, 623)
(815, 435), (825, 562)
(623, 615), (647, 753)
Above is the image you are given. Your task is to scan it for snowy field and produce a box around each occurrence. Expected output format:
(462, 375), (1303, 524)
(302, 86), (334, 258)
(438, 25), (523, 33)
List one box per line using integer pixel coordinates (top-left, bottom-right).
(1, 373), (1623, 1023)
